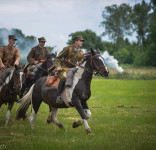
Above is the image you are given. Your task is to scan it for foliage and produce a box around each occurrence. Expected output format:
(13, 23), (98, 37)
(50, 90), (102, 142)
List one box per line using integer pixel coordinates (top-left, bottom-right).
(100, 3), (133, 49)
(67, 29), (104, 51)
(132, 0), (151, 53)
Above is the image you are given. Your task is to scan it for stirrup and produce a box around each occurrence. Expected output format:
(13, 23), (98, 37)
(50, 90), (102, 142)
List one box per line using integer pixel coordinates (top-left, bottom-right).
(56, 96), (63, 104)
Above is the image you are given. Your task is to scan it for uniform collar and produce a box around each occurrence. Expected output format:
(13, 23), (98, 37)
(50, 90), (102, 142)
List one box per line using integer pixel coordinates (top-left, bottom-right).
(8, 44), (14, 49)
(38, 44), (44, 49)
(73, 46), (80, 52)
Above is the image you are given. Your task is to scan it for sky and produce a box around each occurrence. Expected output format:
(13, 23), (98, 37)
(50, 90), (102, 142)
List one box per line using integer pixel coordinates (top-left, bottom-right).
(0, 0), (150, 52)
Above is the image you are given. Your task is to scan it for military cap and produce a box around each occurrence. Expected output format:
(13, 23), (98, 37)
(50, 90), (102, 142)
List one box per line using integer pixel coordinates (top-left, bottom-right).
(38, 37), (47, 42)
(8, 35), (17, 40)
(72, 35), (85, 41)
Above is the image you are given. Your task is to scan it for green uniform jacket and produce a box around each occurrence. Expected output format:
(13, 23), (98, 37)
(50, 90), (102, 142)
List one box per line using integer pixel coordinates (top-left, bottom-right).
(27, 45), (49, 64)
(55, 45), (84, 72)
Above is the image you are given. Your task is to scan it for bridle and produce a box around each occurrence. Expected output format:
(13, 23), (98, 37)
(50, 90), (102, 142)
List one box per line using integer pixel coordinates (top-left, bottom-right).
(65, 53), (107, 76)
(90, 54), (107, 76)
(33, 55), (56, 74)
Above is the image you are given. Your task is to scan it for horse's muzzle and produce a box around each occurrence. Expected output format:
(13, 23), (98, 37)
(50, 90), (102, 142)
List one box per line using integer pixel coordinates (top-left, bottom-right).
(98, 69), (109, 77)
(13, 85), (21, 91)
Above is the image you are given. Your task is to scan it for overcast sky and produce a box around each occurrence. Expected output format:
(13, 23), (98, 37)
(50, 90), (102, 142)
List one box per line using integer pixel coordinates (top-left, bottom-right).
(0, 0), (150, 52)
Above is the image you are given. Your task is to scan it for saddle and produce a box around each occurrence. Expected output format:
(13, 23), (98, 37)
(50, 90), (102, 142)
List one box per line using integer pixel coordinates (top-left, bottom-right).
(45, 74), (60, 89)
(45, 67), (78, 89)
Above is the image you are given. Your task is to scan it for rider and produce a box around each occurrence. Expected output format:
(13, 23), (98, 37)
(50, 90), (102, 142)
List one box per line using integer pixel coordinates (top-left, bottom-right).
(0, 35), (21, 102)
(25, 37), (49, 93)
(0, 35), (20, 73)
(55, 35), (85, 103)
(27, 37), (49, 74)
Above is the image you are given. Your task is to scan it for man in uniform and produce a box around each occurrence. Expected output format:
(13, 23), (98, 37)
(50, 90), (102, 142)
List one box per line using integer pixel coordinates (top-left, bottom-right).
(24, 37), (49, 94)
(0, 35), (20, 73)
(27, 37), (49, 65)
(55, 35), (85, 103)
(0, 35), (20, 102)
(26, 37), (49, 77)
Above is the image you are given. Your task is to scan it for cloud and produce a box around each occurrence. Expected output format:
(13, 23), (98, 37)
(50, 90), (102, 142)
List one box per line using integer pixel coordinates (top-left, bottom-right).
(0, 0), (150, 52)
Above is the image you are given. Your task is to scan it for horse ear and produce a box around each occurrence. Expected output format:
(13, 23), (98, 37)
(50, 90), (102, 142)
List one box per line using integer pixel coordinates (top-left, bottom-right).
(55, 52), (57, 56)
(14, 65), (17, 69)
(91, 48), (94, 55)
(97, 48), (100, 54)
(22, 64), (26, 69)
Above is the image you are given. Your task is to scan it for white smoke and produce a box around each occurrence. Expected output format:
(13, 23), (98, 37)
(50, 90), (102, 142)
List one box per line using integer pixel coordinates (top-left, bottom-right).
(0, 28), (38, 64)
(102, 51), (124, 73)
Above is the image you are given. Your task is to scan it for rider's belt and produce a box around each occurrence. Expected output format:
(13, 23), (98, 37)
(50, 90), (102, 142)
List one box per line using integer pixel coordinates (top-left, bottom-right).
(3, 58), (15, 65)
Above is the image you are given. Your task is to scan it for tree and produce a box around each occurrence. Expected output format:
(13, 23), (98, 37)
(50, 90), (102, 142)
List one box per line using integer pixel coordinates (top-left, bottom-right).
(145, 0), (156, 66)
(132, 0), (151, 53)
(67, 29), (104, 51)
(100, 3), (133, 50)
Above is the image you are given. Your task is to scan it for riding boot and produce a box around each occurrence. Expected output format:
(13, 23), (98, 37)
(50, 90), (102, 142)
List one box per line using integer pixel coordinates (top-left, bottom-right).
(56, 80), (65, 104)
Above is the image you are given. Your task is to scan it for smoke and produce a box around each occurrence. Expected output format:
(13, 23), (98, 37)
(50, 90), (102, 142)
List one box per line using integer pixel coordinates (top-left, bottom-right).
(0, 28), (38, 64)
(102, 51), (124, 73)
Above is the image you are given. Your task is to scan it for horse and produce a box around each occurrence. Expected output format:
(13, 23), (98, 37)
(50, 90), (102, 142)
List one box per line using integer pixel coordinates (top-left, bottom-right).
(0, 65), (24, 126)
(19, 53), (56, 98)
(16, 49), (109, 134)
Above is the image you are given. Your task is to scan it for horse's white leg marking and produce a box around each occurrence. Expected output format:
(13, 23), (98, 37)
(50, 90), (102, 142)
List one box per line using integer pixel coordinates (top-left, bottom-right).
(84, 109), (92, 118)
(30, 106), (36, 130)
(83, 119), (90, 129)
(5, 110), (10, 126)
(19, 72), (23, 88)
(52, 108), (59, 124)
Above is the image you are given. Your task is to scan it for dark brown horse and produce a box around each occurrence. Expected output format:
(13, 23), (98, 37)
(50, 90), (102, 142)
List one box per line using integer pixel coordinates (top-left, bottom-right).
(16, 49), (109, 134)
(0, 65), (24, 126)
(19, 53), (56, 98)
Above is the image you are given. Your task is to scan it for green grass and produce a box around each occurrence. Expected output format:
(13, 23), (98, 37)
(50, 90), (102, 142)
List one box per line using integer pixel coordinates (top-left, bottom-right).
(0, 79), (156, 150)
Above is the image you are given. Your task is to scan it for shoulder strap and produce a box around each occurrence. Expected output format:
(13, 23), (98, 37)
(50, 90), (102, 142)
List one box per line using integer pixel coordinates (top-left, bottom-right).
(68, 46), (72, 58)
(80, 51), (84, 59)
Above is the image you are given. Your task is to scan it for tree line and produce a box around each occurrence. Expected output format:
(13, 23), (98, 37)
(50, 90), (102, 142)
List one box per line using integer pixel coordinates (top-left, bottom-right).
(68, 0), (156, 67)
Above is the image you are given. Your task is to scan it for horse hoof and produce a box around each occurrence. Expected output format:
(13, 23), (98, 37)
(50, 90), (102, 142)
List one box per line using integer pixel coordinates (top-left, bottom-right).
(86, 128), (93, 135)
(47, 119), (53, 124)
(72, 122), (79, 128)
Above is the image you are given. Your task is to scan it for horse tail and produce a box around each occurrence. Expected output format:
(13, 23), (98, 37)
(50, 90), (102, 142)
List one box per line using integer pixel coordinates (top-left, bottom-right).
(16, 84), (35, 120)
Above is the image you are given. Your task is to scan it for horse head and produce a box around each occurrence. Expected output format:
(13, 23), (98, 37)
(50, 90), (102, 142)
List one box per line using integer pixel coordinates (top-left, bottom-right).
(44, 53), (56, 70)
(90, 48), (109, 77)
(12, 65), (25, 92)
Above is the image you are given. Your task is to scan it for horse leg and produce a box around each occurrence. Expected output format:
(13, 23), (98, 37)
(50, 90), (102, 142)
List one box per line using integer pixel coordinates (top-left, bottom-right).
(30, 90), (42, 130)
(73, 101), (92, 128)
(72, 97), (92, 134)
(5, 102), (14, 126)
(51, 107), (65, 130)
(47, 105), (53, 124)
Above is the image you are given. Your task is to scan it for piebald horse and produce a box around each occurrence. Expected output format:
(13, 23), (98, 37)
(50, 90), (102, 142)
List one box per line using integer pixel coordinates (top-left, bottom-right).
(17, 49), (109, 134)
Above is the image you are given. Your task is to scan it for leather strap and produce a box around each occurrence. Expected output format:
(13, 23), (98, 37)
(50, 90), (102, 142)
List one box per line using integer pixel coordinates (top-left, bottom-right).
(68, 46), (72, 58)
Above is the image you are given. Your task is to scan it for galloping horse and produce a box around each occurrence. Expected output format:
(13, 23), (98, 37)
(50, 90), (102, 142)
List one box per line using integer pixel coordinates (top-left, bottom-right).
(20, 53), (56, 98)
(16, 49), (109, 134)
(0, 65), (24, 126)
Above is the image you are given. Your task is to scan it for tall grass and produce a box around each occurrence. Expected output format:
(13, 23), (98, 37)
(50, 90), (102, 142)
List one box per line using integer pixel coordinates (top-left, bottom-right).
(0, 79), (156, 150)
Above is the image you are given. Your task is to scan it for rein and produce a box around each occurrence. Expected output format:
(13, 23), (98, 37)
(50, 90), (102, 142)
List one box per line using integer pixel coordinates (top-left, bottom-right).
(35, 60), (55, 74)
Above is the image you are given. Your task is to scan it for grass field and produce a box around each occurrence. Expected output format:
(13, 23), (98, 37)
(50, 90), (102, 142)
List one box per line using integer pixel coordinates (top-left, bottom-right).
(0, 79), (156, 150)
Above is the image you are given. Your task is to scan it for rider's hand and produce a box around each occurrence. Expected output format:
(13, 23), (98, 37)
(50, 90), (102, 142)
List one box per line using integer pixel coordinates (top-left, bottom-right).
(0, 64), (5, 69)
(57, 66), (62, 71)
(34, 61), (39, 65)
(14, 61), (19, 66)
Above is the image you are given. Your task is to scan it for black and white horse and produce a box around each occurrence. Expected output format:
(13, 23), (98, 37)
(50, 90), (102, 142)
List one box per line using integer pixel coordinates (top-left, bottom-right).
(16, 49), (109, 134)
(0, 65), (24, 126)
